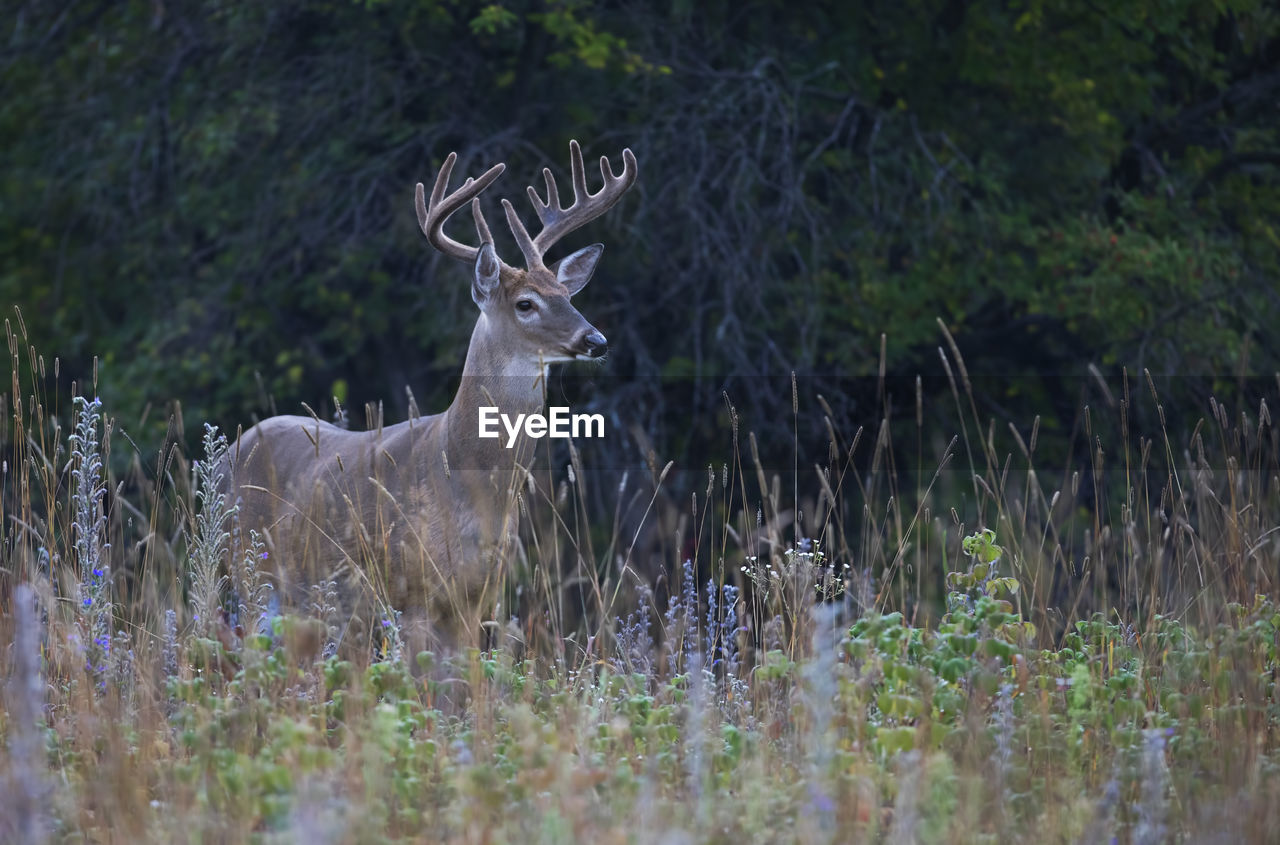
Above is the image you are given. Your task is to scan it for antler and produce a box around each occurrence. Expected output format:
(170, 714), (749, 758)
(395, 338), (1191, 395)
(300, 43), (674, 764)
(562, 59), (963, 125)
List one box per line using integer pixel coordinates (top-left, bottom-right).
(504, 139), (638, 271)
(417, 141), (637, 274)
(415, 152), (506, 264)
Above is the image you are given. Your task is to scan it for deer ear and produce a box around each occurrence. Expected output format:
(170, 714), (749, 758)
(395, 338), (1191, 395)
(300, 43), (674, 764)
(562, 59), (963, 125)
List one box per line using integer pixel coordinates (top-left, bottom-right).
(553, 243), (603, 296)
(472, 242), (502, 306)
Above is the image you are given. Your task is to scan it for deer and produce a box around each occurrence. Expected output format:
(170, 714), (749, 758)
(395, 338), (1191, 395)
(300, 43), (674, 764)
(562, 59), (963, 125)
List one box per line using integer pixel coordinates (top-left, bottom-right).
(222, 139), (637, 654)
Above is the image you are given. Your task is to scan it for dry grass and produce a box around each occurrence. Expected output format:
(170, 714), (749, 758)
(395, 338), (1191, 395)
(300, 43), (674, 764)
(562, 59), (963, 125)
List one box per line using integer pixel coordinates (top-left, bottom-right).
(3, 310), (1279, 842)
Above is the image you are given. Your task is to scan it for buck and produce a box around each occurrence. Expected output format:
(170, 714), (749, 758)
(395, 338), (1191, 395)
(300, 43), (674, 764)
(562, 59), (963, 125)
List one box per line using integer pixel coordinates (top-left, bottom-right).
(224, 140), (637, 650)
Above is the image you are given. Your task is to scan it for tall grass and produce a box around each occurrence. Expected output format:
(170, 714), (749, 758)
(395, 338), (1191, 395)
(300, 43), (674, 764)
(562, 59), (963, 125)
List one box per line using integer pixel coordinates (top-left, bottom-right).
(2, 306), (1279, 842)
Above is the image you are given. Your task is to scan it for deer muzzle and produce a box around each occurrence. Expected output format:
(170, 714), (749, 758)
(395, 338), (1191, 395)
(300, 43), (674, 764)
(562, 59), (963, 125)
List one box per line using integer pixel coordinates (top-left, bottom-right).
(577, 329), (608, 360)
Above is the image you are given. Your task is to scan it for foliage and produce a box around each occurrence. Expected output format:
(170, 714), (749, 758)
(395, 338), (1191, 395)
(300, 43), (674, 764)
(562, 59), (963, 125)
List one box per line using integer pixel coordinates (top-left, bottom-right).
(4, 3), (1280, 836)
(187, 423), (233, 638)
(5, 354), (1280, 839)
(2, 0), (1277, 474)
(5, 506), (1280, 840)
(69, 396), (112, 687)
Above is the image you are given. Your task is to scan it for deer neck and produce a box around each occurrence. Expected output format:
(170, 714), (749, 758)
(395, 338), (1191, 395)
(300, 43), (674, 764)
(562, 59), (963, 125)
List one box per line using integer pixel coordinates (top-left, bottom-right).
(445, 313), (546, 462)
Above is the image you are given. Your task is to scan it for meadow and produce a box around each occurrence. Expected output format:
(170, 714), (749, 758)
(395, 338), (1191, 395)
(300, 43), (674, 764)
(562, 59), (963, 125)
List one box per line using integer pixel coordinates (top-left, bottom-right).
(2, 310), (1279, 844)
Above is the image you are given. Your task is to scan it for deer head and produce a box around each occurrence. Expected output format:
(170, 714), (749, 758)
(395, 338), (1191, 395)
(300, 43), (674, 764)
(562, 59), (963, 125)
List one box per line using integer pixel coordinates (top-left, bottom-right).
(414, 140), (637, 365)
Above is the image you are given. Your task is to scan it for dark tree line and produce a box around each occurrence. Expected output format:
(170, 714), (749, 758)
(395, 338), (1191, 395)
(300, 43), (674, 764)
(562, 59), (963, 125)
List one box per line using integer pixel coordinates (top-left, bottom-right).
(3, 0), (1278, 490)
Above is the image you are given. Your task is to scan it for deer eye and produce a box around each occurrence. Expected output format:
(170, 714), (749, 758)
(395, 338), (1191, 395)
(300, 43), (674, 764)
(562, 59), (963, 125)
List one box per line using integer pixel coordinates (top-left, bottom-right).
(515, 299), (535, 313)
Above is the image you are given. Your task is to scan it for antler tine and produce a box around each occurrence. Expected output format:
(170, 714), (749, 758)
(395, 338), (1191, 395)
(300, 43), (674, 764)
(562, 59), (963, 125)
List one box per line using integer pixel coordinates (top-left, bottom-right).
(526, 167), (562, 224)
(471, 197), (494, 245)
(501, 198), (540, 270)
(569, 139), (589, 206)
(527, 139), (638, 260)
(415, 151), (506, 264)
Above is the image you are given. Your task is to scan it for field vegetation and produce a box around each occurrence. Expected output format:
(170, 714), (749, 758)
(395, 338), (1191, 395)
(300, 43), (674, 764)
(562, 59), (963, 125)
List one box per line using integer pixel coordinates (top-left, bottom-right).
(4, 1), (1280, 841)
(3, 317), (1279, 843)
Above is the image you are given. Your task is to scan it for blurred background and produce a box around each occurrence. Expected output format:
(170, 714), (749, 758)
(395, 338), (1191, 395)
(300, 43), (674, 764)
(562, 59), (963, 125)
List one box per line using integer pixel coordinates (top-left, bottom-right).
(3, 1), (1279, 602)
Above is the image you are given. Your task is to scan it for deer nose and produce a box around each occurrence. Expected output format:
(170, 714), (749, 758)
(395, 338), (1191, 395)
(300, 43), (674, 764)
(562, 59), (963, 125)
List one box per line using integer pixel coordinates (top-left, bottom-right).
(581, 330), (608, 358)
